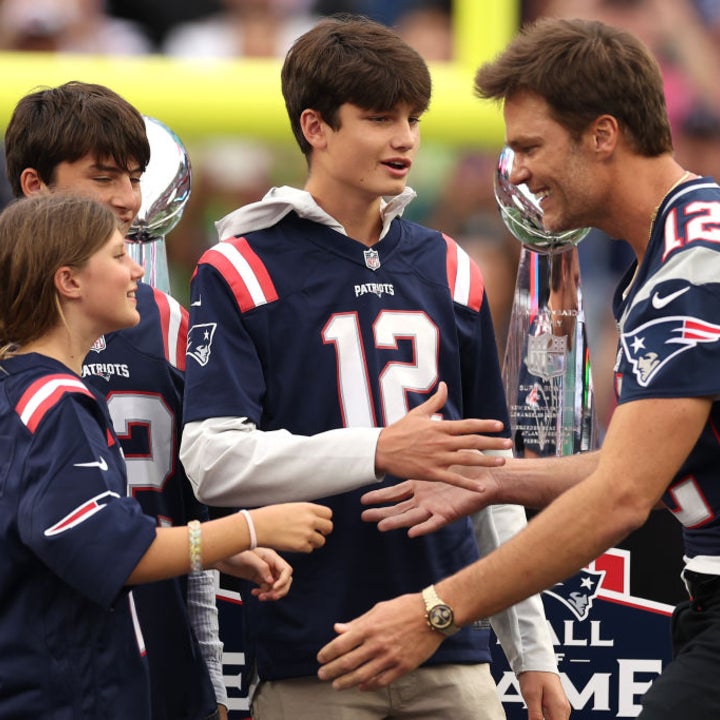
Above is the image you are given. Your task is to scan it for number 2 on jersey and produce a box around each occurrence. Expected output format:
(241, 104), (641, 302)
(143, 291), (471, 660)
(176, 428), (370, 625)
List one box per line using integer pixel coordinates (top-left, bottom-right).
(106, 392), (175, 493)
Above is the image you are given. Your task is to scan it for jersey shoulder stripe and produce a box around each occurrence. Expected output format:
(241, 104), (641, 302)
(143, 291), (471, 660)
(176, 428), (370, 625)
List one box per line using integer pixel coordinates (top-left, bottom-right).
(201, 236), (279, 312)
(152, 287), (189, 371)
(442, 233), (484, 311)
(15, 374), (95, 433)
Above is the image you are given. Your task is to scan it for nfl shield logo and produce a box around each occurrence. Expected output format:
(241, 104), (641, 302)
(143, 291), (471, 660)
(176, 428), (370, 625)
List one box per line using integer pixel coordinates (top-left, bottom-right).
(363, 249), (381, 271)
(90, 336), (106, 353)
(525, 332), (567, 380)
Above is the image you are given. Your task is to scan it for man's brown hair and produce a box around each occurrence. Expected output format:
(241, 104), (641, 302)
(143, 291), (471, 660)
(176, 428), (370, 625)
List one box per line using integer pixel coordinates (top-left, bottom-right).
(475, 17), (673, 156)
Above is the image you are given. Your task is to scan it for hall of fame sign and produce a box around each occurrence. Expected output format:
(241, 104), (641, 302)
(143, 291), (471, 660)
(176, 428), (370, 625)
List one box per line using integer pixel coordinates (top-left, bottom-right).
(490, 548), (673, 719)
(215, 548), (675, 719)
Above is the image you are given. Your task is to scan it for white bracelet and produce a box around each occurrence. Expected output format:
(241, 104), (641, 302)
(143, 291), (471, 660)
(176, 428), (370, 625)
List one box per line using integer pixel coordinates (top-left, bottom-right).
(239, 509), (257, 550)
(188, 519), (203, 574)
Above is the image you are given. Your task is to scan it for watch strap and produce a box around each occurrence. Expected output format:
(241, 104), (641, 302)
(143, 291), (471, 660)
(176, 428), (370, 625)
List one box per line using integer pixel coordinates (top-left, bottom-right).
(422, 584), (459, 636)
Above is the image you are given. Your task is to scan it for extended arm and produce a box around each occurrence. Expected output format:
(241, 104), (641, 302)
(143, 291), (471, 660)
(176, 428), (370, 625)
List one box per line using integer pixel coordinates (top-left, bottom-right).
(128, 502), (332, 585)
(181, 382), (512, 507)
(441, 397), (703, 622)
(361, 450), (600, 536)
(317, 396), (709, 689)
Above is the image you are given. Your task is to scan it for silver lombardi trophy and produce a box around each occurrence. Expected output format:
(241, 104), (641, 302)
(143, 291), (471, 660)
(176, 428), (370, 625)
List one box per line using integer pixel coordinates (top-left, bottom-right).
(495, 146), (598, 457)
(127, 116), (192, 294)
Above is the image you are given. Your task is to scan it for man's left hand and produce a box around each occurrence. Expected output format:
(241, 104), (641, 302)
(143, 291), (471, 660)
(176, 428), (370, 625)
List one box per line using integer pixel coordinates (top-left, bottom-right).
(317, 593), (442, 690)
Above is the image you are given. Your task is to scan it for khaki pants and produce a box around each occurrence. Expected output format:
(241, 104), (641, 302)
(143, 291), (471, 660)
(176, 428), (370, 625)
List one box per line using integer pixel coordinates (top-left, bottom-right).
(251, 663), (505, 720)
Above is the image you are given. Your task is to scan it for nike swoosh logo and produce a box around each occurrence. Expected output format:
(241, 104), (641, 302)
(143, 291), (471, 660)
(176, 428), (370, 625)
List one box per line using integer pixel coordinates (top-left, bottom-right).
(651, 286), (690, 309)
(74, 456), (109, 471)
(190, 297), (202, 307)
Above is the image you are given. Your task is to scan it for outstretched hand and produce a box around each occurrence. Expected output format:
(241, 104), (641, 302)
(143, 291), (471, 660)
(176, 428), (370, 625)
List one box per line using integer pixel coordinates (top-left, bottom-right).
(375, 382), (511, 491)
(360, 476), (498, 536)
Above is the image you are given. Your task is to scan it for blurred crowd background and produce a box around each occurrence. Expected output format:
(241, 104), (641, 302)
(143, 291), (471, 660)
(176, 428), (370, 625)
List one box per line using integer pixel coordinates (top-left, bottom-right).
(1, 0), (719, 438)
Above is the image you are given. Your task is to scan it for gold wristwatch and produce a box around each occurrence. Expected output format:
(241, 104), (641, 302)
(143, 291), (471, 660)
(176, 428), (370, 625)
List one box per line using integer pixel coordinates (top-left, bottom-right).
(421, 584), (459, 637)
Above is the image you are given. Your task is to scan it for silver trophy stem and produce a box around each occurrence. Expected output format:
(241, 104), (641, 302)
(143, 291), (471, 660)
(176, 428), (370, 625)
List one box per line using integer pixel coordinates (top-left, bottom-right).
(502, 245), (598, 457)
(127, 238), (171, 295)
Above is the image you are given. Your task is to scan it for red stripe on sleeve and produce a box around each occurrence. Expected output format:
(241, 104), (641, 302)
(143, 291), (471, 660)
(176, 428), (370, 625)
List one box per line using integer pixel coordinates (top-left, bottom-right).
(176, 306), (188, 372)
(227, 237), (279, 304)
(442, 233), (485, 312)
(153, 289), (172, 363)
(466, 259), (485, 312)
(202, 250), (257, 313)
(443, 233), (458, 299)
(16, 374), (94, 433)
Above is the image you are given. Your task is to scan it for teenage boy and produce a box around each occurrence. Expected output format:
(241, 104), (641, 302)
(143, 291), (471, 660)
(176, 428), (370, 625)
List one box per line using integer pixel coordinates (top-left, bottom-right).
(181, 15), (569, 720)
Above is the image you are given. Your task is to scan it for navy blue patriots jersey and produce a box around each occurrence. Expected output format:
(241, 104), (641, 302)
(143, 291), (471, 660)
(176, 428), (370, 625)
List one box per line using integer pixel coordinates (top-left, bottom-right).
(613, 177), (720, 560)
(83, 282), (217, 720)
(184, 212), (511, 679)
(0, 353), (158, 718)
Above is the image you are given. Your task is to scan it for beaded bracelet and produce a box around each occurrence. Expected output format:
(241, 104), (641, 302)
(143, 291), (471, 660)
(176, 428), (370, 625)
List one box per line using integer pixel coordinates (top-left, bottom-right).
(239, 509), (258, 550)
(188, 519), (203, 574)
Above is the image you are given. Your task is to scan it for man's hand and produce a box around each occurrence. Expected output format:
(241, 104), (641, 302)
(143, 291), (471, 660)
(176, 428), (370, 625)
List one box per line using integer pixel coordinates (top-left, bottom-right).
(361, 472), (500, 537)
(317, 593), (442, 690)
(518, 671), (571, 720)
(375, 382), (512, 491)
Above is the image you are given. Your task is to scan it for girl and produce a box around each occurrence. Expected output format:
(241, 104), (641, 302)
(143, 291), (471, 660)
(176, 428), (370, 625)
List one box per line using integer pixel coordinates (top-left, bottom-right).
(0, 193), (332, 718)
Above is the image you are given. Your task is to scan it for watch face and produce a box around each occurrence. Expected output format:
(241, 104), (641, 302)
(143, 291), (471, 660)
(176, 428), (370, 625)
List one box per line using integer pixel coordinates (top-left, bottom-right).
(428, 604), (454, 631)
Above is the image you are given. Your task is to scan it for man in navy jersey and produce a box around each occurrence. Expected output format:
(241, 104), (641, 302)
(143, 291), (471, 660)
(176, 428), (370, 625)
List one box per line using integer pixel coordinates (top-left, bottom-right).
(316, 17), (720, 720)
(5, 82), (226, 720)
(180, 15), (569, 720)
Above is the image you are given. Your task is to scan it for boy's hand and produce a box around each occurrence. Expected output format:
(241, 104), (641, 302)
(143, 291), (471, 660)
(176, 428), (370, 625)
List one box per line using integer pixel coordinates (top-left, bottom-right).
(375, 382), (511, 490)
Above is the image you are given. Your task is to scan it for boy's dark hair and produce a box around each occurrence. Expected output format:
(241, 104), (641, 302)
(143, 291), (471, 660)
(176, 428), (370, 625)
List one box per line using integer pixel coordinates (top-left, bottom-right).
(281, 14), (432, 156)
(5, 81), (151, 198)
(475, 17), (673, 156)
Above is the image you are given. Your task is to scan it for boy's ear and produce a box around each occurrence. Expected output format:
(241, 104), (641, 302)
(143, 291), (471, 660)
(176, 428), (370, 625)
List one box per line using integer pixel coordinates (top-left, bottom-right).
(54, 266), (82, 300)
(19, 168), (48, 197)
(300, 109), (327, 150)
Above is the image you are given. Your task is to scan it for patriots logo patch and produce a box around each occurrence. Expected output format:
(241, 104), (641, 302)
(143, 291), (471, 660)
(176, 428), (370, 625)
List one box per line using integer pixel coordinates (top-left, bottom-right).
(187, 323), (217, 367)
(44, 490), (120, 536)
(621, 315), (720, 387)
(544, 568), (605, 621)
